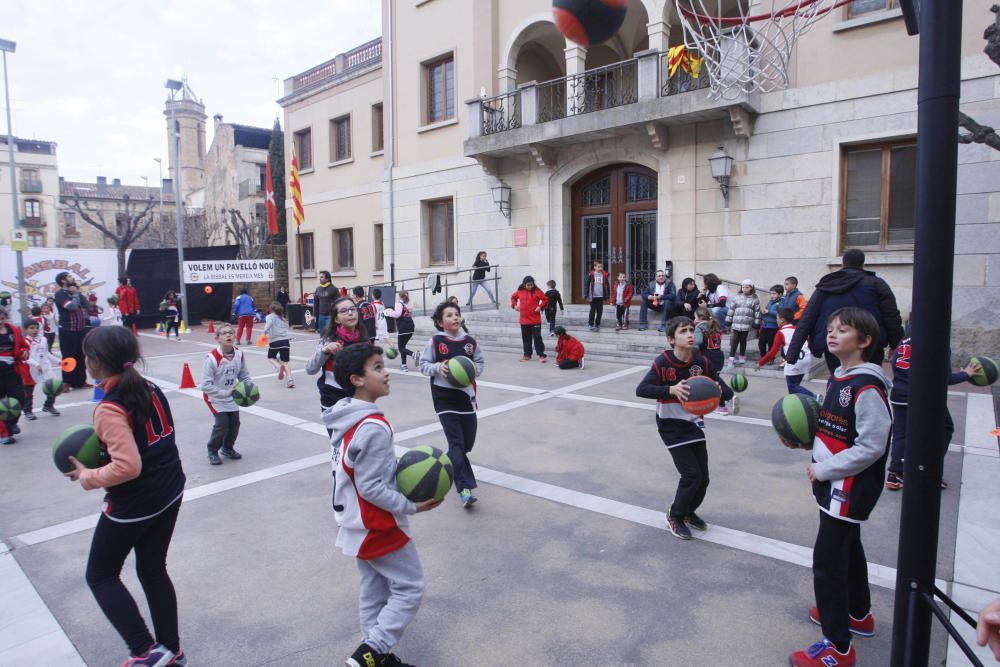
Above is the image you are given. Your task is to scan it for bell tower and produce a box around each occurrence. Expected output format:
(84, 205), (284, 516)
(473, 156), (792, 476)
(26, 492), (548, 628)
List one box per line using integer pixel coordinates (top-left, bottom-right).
(164, 78), (206, 204)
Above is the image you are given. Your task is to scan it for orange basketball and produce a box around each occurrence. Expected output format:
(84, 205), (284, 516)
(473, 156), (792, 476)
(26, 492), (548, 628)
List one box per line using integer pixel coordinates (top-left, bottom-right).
(204, 286), (213, 294)
(256, 335), (269, 348)
(60, 357), (77, 373)
(681, 376), (721, 416)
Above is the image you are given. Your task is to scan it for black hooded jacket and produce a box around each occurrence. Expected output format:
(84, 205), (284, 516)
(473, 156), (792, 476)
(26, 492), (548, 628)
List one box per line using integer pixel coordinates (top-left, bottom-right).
(786, 266), (904, 361)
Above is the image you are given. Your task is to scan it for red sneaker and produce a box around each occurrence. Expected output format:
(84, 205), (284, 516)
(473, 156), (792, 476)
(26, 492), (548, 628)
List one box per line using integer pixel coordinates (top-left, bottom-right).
(790, 639), (855, 667)
(809, 606), (875, 636)
(539, 356), (547, 364)
(519, 356), (530, 362)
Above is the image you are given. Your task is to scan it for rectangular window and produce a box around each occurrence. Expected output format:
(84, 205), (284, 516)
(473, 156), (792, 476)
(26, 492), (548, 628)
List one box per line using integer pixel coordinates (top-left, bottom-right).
(258, 163), (267, 192)
(333, 228), (355, 271)
(427, 199), (454, 265)
(21, 168), (41, 192)
(24, 199), (41, 219)
(425, 55), (455, 124)
(64, 211), (78, 235)
(374, 223), (384, 271)
(847, 0), (894, 18)
(293, 128), (313, 170)
(255, 203), (267, 222)
(372, 103), (384, 152)
(28, 231), (44, 247)
(330, 115), (352, 162)
(841, 141), (916, 250)
(299, 232), (315, 272)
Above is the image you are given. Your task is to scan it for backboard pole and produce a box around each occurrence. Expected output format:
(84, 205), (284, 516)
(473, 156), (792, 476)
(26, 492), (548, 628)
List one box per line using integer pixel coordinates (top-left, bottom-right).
(889, 1), (963, 665)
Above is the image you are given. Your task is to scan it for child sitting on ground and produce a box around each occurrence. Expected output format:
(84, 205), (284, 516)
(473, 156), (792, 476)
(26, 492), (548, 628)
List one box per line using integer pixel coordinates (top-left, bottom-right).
(554, 326), (585, 370)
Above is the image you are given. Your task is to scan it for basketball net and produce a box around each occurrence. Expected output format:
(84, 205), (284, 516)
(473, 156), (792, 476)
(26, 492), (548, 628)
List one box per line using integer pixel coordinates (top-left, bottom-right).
(673, 0), (850, 100)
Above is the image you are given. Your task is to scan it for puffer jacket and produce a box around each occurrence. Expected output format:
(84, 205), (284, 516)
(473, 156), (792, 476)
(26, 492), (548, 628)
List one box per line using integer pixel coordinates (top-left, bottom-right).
(725, 293), (761, 332)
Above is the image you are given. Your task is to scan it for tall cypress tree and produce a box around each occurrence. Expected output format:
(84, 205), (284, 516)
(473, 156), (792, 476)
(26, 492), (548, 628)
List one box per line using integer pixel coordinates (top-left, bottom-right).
(267, 118), (287, 243)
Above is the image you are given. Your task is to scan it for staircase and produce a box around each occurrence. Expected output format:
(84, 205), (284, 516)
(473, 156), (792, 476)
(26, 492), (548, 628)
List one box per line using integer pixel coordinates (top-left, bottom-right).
(403, 304), (824, 379)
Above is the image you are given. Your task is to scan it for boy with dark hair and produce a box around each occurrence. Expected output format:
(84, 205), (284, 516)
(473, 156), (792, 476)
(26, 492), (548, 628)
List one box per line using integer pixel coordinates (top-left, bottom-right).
(200, 323), (251, 465)
(328, 343), (441, 667)
(788, 307), (892, 667)
(371, 288), (388, 342)
(781, 276), (807, 322)
(756, 308), (820, 401)
(353, 286), (377, 342)
(635, 316), (724, 540)
(553, 326), (585, 370)
(543, 280), (564, 336)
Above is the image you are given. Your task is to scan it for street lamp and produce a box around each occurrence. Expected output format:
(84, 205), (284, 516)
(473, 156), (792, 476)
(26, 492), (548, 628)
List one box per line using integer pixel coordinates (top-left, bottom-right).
(708, 145), (735, 209)
(165, 78), (190, 330)
(491, 181), (511, 221)
(153, 157), (164, 245)
(1, 37), (28, 321)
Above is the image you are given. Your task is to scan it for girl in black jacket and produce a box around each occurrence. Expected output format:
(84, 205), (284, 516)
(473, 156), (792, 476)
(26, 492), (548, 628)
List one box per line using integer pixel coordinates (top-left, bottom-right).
(467, 251), (497, 307)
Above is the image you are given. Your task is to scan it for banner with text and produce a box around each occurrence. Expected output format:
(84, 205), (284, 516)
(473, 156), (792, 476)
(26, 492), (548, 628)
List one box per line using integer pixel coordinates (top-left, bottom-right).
(0, 247), (123, 317)
(183, 260), (274, 283)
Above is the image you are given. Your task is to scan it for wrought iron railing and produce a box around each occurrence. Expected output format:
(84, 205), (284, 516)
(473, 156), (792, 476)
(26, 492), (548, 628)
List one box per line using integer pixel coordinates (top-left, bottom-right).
(565, 59), (638, 117)
(480, 91), (521, 135)
(537, 79), (568, 123)
(660, 52), (711, 97)
(20, 180), (43, 193)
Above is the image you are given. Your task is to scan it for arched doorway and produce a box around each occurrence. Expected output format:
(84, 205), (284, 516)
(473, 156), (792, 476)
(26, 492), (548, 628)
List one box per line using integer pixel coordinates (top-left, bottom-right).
(570, 164), (658, 303)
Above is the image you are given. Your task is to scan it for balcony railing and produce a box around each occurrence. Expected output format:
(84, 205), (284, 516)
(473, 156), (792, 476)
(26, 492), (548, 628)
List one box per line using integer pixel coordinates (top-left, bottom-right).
(480, 91), (521, 136)
(567, 59), (638, 116)
(290, 38), (382, 92)
(660, 51), (711, 97)
(537, 79), (567, 123)
(20, 180), (43, 193)
(22, 216), (45, 228)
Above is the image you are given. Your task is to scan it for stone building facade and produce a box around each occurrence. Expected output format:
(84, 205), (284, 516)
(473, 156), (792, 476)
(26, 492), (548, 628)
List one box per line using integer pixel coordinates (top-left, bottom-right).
(280, 0), (1000, 351)
(201, 117), (272, 239)
(58, 176), (175, 251)
(0, 137), (60, 248)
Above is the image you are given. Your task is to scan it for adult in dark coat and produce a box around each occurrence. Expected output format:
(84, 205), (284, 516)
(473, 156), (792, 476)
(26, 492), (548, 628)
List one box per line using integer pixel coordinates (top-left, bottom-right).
(53, 271), (90, 388)
(786, 249), (904, 373)
(312, 272), (338, 333)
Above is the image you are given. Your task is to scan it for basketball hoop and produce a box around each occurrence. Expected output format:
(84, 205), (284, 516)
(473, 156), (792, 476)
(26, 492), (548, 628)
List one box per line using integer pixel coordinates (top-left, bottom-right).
(672, 0), (853, 100)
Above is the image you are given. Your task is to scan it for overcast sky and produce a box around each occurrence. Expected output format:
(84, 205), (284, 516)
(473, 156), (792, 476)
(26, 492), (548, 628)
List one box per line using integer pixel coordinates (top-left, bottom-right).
(0, 0), (381, 185)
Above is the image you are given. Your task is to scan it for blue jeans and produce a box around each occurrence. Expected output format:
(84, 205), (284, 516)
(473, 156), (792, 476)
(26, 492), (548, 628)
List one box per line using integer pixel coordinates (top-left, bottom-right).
(317, 314), (330, 334)
(711, 306), (728, 332)
(638, 300), (668, 329)
(785, 374), (815, 397)
(467, 280), (496, 305)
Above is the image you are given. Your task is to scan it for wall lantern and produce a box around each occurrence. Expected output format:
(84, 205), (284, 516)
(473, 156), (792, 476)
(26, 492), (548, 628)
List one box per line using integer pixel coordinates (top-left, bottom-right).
(492, 181), (511, 220)
(708, 145), (734, 208)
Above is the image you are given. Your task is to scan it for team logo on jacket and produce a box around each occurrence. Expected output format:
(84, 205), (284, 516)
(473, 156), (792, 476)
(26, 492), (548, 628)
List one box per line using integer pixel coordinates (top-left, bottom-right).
(666, 368), (677, 382)
(438, 343), (449, 355)
(689, 365), (703, 376)
(832, 488), (849, 503)
(464, 343), (475, 356)
(839, 386), (853, 408)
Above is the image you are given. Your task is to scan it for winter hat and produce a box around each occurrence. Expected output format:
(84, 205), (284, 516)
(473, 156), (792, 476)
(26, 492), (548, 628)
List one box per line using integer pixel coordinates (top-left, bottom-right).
(741, 279), (754, 287)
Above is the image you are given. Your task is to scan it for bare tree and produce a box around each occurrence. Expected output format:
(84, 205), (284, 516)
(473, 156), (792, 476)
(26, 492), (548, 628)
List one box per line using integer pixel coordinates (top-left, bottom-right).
(149, 210), (223, 248)
(68, 192), (157, 273)
(958, 6), (1000, 150)
(224, 209), (269, 260)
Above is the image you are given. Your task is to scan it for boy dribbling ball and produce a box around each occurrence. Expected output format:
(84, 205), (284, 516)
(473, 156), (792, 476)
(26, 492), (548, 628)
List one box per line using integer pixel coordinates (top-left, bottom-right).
(788, 307), (892, 667)
(330, 343), (441, 667)
(200, 323), (250, 465)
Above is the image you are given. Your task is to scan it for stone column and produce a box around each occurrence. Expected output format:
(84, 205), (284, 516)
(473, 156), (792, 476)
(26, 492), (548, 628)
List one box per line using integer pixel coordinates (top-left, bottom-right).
(636, 49), (660, 101)
(465, 98), (483, 139)
(519, 81), (538, 126)
(647, 20), (670, 53)
(497, 65), (517, 93)
(564, 44), (587, 116)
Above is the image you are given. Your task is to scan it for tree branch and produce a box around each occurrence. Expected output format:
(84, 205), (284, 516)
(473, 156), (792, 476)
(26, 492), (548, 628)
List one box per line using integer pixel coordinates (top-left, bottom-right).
(70, 193), (120, 243)
(958, 112), (1000, 150)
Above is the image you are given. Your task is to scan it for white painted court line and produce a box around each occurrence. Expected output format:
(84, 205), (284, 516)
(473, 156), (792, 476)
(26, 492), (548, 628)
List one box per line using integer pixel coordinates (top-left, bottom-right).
(0, 542), (85, 664)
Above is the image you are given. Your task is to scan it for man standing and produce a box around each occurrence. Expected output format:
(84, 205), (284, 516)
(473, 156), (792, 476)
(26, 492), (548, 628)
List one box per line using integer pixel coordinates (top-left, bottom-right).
(787, 249), (904, 373)
(115, 277), (140, 329)
(53, 271), (89, 389)
(313, 271), (337, 333)
(638, 269), (677, 332)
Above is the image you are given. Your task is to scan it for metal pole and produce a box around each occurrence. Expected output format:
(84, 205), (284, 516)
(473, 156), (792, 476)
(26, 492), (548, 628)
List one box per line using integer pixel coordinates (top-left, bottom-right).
(889, 1), (964, 664)
(2, 48), (28, 322)
(169, 94), (190, 329)
(296, 226), (304, 306)
(156, 158), (164, 245)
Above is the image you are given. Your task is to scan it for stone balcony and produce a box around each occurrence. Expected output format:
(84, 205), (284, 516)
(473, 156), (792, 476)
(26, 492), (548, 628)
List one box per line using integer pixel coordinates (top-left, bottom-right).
(464, 49), (759, 163)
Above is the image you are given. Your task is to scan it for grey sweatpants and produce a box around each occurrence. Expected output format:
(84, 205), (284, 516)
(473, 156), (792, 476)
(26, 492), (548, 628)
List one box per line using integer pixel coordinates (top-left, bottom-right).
(356, 540), (425, 654)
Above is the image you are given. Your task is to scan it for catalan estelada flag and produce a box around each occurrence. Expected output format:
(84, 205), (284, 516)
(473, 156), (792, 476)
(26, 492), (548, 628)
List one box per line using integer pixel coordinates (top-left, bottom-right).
(290, 146), (304, 227)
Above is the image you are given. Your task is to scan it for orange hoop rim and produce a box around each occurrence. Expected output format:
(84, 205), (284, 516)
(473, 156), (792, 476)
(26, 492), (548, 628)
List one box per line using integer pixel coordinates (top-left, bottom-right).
(673, 0), (854, 25)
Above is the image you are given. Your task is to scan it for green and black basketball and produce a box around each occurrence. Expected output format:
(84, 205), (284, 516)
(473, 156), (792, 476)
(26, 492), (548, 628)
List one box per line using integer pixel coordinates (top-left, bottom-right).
(970, 356), (999, 387)
(385, 346), (399, 360)
(445, 356), (477, 388)
(0, 397), (21, 421)
(52, 424), (105, 473)
(43, 378), (64, 398)
(396, 445), (454, 503)
(771, 394), (820, 449)
(232, 380), (260, 407)
(730, 373), (748, 393)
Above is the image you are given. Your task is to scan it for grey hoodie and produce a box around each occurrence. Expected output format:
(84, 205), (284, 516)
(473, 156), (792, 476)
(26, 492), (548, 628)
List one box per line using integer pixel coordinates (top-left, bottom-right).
(324, 398), (415, 558)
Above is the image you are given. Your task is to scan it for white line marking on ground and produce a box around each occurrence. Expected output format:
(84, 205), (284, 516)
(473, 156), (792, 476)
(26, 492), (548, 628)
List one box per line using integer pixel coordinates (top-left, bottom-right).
(0, 542), (86, 664)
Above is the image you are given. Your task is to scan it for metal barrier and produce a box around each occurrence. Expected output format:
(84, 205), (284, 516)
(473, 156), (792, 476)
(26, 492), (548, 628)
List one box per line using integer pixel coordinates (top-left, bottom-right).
(351, 265), (503, 317)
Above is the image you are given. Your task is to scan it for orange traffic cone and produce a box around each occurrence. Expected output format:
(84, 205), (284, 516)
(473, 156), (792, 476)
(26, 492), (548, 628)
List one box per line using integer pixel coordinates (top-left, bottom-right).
(131, 323), (138, 336)
(180, 363), (196, 389)
(207, 320), (215, 334)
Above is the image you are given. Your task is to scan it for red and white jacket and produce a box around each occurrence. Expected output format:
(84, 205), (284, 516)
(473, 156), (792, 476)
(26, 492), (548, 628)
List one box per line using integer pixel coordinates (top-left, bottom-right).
(200, 346), (249, 413)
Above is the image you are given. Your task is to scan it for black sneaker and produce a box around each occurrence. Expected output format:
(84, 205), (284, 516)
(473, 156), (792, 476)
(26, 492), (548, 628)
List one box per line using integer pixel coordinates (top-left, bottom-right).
(0, 436), (14, 445)
(207, 451), (223, 465)
(24, 412), (37, 421)
(666, 515), (692, 540)
(685, 512), (708, 531)
(220, 448), (243, 460)
(10, 425), (20, 435)
(346, 642), (381, 667)
(43, 405), (61, 416)
(380, 653), (416, 667)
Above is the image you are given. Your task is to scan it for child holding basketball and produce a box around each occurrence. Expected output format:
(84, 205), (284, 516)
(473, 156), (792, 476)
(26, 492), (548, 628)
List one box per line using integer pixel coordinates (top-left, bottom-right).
(635, 316), (724, 540)
(201, 323), (250, 465)
(694, 307), (735, 416)
(554, 326), (585, 370)
(419, 301), (485, 508)
(264, 301), (294, 388)
(64, 326), (187, 667)
(511, 276), (548, 362)
(328, 343), (441, 667)
(788, 307), (892, 667)
(20, 318), (62, 419)
(306, 296), (365, 432)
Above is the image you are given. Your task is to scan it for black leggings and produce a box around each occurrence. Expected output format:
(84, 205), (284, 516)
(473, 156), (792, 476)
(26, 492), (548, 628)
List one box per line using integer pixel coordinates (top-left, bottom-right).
(666, 441), (710, 519)
(86, 499), (182, 655)
(0, 362), (24, 433)
(398, 332), (414, 364)
(588, 299), (604, 327)
(439, 412), (478, 493)
(729, 330), (750, 358)
(813, 511), (871, 653)
(519, 324), (546, 358)
(558, 359), (580, 370)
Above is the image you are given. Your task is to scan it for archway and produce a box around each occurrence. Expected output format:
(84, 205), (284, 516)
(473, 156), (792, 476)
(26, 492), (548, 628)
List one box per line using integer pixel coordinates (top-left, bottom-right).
(570, 164), (659, 303)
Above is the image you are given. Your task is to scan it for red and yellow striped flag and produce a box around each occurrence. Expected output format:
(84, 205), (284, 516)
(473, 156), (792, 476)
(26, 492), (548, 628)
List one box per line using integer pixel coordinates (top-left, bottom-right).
(290, 146), (304, 227)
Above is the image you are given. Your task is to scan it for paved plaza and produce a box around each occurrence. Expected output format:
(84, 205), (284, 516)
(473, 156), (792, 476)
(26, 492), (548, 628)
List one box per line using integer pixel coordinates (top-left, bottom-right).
(1, 326), (997, 666)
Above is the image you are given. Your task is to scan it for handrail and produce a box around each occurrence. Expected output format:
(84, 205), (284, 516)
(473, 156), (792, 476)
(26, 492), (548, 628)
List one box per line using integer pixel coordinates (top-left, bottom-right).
(346, 265), (503, 317)
(695, 272), (772, 303)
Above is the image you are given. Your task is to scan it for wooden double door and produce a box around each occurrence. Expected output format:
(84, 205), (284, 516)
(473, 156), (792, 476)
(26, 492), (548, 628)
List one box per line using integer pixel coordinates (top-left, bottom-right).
(571, 164), (658, 304)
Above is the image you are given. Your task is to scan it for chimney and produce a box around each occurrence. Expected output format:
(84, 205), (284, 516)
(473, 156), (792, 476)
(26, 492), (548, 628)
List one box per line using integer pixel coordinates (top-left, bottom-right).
(214, 113), (223, 132)
(162, 178), (173, 195)
(112, 178), (121, 187)
(96, 176), (107, 195)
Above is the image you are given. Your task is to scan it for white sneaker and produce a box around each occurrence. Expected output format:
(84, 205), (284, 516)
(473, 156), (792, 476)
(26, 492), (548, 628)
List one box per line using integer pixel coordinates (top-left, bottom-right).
(580, 357), (586, 370)
(732, 396), (740, 416)
(286, 378), (295, 388)
(400, 364), (409, 372)
(714, 405), (730, 416)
